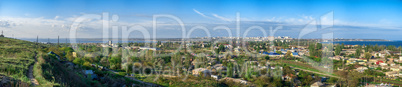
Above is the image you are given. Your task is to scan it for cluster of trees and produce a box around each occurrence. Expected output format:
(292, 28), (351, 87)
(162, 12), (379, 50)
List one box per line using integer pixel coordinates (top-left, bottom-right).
(249, 41), (269, 52)
(215, 44), (225, 54)
(308, 43), (323, 58)
(334, 43), (344, 55)
(274, 40), (291, 48)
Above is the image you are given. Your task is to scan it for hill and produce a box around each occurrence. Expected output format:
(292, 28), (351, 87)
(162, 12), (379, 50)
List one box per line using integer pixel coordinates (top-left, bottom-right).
(0, 37), (37, 86)
(0, 37), (97, 87)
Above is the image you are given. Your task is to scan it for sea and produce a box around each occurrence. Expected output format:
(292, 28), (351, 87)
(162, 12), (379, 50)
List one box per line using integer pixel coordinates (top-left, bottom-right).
(327, 41), (402, 47)
(19, 38), (402, 47)
(19, 38), (156, 44)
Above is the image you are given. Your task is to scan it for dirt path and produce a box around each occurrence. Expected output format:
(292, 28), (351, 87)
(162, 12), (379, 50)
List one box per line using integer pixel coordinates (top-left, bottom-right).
(292, 67), (341, 79)
(28, 53), (39, 86)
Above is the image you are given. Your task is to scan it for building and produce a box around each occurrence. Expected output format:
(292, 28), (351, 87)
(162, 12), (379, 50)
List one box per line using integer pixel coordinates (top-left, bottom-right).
(223, 77), (249, 85)
(139, 47), (161, 51)
(384, 71), (399, 77)
(48, 51), (60, 60)
(192, 68), (211, 77)
(72, 52), (77, 57)
(356, 67), (368, 73)
(210, 75), (221, 80)
(291, 52), (299, 57)
(108, 41), (112, 46)
(83, 70), (98, 80)
(400, 56), (402, 63)
(311, 81), (324, 87)
(390, 66), (400, 71)
(261, 51), (281, 56)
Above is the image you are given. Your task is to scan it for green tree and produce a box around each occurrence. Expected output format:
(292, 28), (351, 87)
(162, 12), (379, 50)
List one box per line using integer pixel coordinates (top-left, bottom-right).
(226, 62), (233, 77)
(364, 52), (372, 61)
(276, 51), (282, 55)
(355, 45), (362, 57)
(284, 51), (292, 59)
(265, 56), (270, 60)
(109, 56), (122, 69)
(282, 66), (294, 76)
(73, 58), (84, 65)
(218, 44), (225, 52)
(335, 45), (342, 55)
(302, 75), (313, 86)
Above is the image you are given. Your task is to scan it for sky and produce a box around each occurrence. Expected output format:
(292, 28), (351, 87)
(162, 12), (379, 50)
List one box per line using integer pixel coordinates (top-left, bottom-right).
(0, 0), (402, 40)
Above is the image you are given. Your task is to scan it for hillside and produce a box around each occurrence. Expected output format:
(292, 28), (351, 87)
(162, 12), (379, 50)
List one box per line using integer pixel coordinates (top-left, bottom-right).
(0, 37), (96, 87)
(0, 37), (37, 86)
(0, 37), (140, 87)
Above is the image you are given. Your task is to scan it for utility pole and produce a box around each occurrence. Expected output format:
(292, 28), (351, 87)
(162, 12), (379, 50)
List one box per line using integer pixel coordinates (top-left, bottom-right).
(36, 36), (39, 48)
(48, 38), (50, 47)
(65, 38), (67, 47)
(57, 36), (59, 48)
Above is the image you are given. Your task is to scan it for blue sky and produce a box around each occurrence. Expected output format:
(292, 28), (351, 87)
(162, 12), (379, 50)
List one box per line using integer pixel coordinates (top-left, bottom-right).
(0, 0), (402, 40)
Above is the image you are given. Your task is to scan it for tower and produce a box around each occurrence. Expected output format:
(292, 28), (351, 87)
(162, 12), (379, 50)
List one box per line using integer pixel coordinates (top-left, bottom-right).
(0, 30), (4, 37)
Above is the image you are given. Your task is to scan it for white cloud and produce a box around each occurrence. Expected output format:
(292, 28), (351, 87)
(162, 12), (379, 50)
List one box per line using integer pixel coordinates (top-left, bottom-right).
(193, 9), (211, 19)
(212, 14), (232, 22)
(54, 16), (60, 20)
(193, 9), (233, 22)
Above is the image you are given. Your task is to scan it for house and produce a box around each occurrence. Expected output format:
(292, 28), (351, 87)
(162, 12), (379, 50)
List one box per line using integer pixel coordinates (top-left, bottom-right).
(388, 58), (395, 62)
(368, 64), (379, 69)
(356, 67), (368, 73)
(223, 77), (248, 85)
(83, 70), (97, 80)
(389, 51), (401, 55)
(139, 47), (161, 51)
(192, 68), (211, 77)
(212, 64), (226, 71)
(291, 52), (299, 57)
(210, 75), (221, 80)
(385, 71), (399, 77)
(376, 60), (385, 65)
(400, 56), (402, 63)
(282, 74), (294, 81)
(311, 81), (324, 87)
(390, 66), (400, 71)
(48, 51), (60, 60)
(261, 52), (281, 56)
(375, 52), (386, 58)
(72, 52), (77, 57)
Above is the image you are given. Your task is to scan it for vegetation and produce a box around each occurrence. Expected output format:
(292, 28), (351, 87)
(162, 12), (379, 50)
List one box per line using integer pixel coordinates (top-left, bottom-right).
(0, 37), (36, 84)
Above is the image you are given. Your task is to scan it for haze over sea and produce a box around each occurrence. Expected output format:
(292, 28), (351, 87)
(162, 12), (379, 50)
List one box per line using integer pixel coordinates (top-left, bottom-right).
(20, 38), (155, 44)
(21, 38), (402, 47)
(332, 41), (402, 47)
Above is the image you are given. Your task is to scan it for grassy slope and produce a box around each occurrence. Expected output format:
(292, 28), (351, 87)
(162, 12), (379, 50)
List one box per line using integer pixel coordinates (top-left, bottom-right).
(0, 37), (96, 87)
(0, 37), (36, 83)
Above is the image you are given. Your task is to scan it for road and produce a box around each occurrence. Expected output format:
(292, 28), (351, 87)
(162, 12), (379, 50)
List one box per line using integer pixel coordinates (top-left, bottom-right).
(28, 53), (39, 86)
(125, 76), (160, 87)
(101, 66), (160, 87)
(275, 59), (342, 79)
(292, 67), (342, 79)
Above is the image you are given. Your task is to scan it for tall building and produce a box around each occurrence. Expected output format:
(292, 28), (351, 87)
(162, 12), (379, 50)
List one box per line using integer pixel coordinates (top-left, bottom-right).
(108, 41), (112, 46)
